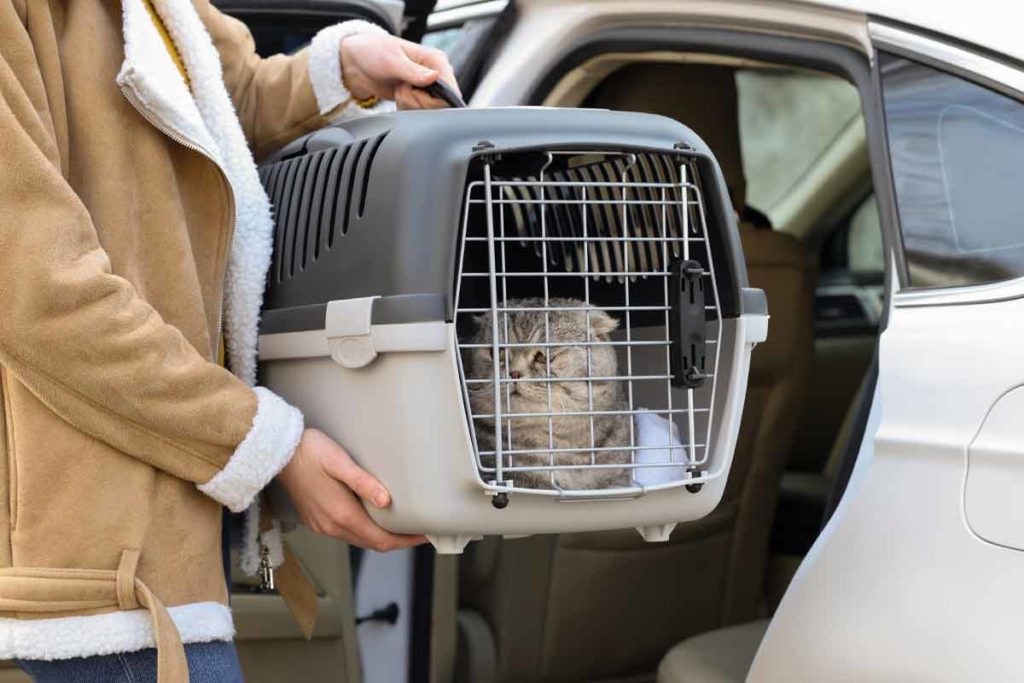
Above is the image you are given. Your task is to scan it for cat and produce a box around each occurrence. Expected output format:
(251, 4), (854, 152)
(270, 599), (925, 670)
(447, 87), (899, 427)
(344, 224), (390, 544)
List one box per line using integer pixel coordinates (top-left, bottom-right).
(465, 297), (633, 490)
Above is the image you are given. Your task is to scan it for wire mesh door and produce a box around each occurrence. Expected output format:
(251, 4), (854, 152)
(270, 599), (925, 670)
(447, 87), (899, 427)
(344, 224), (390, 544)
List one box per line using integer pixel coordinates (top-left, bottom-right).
(455, 148), (722, 500)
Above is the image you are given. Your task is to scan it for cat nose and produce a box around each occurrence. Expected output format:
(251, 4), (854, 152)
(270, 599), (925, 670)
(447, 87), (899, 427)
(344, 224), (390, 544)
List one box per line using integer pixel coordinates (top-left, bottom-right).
(509, 370), (523, 380)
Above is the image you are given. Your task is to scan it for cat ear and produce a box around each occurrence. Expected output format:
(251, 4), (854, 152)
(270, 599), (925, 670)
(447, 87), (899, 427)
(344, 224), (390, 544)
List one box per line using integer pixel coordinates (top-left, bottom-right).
(589, 309), (619, 339)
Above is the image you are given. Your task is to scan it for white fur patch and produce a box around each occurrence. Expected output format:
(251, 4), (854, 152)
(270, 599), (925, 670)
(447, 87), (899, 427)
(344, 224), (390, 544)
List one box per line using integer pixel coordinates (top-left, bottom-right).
(308, 20), (390, 122)
(0, 602), (233, 662)
(199, 388), (304, 513)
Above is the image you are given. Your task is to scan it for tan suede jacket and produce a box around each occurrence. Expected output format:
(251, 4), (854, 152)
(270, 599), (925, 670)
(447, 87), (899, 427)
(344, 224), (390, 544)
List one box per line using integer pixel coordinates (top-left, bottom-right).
(0, 0), (390, 668)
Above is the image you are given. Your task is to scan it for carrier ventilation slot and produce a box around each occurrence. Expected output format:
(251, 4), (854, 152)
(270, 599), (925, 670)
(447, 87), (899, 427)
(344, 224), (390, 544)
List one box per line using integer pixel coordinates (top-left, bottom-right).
(260, 134), (386, 283)
(339, 140), (366, 239)
(358, 133), (388, 218)
(502, 153), (695, 281)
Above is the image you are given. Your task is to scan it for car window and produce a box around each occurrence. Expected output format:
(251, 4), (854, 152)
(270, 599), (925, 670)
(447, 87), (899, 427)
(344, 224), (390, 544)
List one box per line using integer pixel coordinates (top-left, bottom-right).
(880, 53), (1024, 289)
(736, 69), (861, 220)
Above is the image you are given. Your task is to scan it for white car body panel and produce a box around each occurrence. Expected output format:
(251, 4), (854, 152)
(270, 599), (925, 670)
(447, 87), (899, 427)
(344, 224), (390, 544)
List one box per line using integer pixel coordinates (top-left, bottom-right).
(753, 289), (1024, 680)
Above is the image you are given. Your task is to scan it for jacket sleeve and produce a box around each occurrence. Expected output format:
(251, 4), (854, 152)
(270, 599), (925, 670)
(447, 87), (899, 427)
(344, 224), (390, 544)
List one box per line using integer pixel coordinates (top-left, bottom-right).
(0, 48), (302, 513)
(194, 0), (394, 160)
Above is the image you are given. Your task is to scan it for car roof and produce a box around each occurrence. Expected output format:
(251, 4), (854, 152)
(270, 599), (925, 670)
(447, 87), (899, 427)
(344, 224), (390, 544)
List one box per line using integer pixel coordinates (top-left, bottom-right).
(807, 0), (1024, 64)
(479, 0), (1024, 66)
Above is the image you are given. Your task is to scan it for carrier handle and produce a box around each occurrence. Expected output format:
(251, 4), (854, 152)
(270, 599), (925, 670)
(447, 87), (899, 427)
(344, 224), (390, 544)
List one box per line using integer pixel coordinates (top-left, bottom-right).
(668, 258), (709, 388)
(418, 79), (467, 109)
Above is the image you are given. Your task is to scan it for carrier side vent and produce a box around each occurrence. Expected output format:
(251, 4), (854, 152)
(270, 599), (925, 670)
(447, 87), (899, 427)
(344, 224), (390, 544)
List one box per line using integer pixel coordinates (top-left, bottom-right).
(259, 133), (387, 284)
(338, 139), (366, 240)
(358, 133), (388, 219)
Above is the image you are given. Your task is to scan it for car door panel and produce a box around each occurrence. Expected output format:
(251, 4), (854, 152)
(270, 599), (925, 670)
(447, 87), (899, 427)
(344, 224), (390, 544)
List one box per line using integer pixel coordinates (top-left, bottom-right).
(753, 296), (1024, 680)
(753, 25), (1024, 681)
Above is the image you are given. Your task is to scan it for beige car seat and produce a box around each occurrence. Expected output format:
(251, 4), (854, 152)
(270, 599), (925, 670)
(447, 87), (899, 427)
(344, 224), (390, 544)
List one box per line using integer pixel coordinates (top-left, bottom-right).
(457, 63), (814, 683)
(656, 370), (873, 683)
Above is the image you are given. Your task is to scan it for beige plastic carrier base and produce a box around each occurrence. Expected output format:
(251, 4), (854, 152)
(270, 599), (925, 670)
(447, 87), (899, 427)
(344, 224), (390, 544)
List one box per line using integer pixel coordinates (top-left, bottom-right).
(259, 312), (764, 554)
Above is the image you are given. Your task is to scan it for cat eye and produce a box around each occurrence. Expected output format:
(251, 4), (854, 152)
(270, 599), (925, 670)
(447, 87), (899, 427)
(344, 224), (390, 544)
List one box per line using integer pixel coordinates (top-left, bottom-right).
(533, 351), (546, 365)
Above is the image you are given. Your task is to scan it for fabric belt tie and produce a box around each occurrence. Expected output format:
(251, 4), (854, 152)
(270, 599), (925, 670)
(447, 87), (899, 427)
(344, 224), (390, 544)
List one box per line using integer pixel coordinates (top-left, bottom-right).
(0, 549), (189, 683)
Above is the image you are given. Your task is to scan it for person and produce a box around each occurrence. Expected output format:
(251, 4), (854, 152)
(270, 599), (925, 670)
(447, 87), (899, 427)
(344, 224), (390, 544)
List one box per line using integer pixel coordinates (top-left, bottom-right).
(0, 0), (457, 680)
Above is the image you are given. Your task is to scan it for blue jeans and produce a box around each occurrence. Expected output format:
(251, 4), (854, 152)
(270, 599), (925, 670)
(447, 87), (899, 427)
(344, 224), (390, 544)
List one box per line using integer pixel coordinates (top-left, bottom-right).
(17, 641), (244, 682)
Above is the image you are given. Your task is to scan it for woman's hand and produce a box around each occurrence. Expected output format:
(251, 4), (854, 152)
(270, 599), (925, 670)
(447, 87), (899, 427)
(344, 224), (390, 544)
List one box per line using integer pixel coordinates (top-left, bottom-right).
(340, 32), (460, 110)
(277, 428), (426, 552)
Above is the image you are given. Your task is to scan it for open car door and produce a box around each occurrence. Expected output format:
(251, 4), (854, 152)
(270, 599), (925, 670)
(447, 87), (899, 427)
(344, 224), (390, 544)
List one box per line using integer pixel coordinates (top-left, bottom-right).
(753, 23), (1024, 681)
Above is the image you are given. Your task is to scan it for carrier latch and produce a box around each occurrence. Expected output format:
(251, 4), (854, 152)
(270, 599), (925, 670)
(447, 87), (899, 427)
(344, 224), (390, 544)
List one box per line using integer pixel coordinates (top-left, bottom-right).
(668, 259), (709, 388)
(326, 297), (379, 368)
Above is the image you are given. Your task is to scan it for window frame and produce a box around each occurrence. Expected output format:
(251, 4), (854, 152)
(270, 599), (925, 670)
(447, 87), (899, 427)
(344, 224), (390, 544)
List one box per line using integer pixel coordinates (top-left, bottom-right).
(870, 22), (1024, 307)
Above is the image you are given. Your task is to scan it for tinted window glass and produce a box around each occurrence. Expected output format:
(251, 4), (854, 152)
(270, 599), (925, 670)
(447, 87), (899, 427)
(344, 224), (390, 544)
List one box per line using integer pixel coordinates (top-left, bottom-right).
(880, 53), (1024, 288)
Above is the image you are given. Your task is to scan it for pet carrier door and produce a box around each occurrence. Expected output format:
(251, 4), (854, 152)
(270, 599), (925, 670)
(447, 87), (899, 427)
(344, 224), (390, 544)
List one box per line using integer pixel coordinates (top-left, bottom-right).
(256, 108), (768, 553)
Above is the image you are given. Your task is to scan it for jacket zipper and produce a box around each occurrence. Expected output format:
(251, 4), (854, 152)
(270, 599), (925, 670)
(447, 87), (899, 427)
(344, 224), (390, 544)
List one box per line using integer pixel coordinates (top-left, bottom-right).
(119, 82), (236, 362)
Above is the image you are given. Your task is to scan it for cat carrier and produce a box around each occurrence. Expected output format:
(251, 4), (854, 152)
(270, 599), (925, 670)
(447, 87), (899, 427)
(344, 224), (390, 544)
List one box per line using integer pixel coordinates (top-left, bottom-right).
(257, 108), (768, 553)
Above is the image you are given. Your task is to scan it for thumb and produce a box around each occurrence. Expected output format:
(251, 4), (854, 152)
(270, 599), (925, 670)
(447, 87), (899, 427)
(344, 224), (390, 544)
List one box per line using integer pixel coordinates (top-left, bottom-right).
(394, 52), (438, 87)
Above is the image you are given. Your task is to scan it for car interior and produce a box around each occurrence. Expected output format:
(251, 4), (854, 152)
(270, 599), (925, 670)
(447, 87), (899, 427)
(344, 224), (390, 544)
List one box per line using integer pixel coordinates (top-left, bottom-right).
(452, 55), (882, 683)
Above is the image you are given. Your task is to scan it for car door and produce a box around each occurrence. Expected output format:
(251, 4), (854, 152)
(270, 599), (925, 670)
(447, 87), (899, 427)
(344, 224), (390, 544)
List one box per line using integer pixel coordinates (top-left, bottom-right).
(752, 23), (1024, 681)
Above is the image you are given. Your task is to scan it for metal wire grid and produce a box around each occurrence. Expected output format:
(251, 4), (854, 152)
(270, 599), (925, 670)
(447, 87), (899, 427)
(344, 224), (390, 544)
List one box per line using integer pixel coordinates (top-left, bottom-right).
(454, 149), (723, 495)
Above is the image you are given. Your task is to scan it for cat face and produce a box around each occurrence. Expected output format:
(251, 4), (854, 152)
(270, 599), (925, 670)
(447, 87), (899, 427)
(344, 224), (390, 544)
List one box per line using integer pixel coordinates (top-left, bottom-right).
(466, 298), (621, 414)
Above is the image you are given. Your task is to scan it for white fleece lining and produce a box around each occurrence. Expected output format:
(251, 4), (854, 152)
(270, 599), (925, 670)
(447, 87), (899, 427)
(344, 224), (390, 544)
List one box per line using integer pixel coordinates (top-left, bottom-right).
(199, 388), (303, 512)
(308, 20), (389, 119)
(0, 602), (233, 662)
(116, 0), (222, 166)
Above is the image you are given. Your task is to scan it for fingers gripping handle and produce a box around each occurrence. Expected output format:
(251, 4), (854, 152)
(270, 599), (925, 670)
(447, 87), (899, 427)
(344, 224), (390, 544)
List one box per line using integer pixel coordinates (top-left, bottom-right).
(418, 79), (466, 108)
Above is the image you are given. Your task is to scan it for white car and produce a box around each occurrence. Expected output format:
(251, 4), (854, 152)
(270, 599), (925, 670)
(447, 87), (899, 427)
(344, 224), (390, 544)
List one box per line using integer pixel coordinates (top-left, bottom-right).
(204, 2), (1024, 682)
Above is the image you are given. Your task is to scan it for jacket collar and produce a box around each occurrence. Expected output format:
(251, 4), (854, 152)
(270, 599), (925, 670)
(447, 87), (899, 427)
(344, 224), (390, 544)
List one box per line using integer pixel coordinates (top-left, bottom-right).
(116, 0), (222, 165)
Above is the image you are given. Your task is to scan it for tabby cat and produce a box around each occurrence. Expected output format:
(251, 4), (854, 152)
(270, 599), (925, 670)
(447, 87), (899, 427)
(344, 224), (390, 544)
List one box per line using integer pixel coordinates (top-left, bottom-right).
(465, 297), (633, 490)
